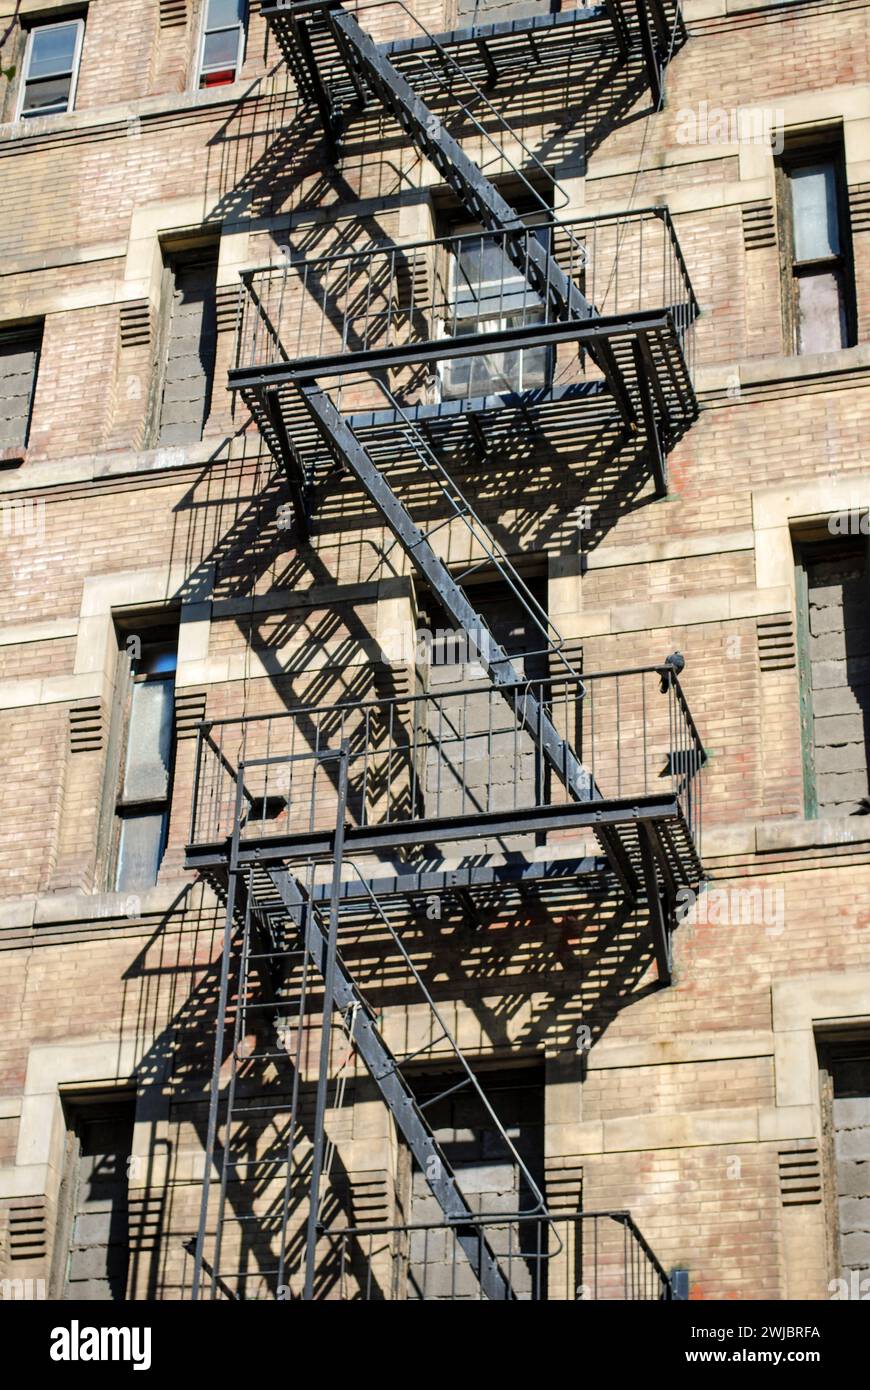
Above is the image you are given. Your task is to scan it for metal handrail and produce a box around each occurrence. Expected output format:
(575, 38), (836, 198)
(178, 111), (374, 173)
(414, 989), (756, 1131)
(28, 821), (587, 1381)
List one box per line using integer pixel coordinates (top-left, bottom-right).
(194, 663), (697, 731)
(234, 207), (699, 391)
(241, 204), (687, 287)
(187, 665), (706, 863)
(320, 1207), (674, 1300)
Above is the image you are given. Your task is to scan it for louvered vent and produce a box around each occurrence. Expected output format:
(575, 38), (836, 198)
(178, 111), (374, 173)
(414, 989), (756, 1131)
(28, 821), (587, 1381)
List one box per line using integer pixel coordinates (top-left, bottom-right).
(741, 200), (776, 251)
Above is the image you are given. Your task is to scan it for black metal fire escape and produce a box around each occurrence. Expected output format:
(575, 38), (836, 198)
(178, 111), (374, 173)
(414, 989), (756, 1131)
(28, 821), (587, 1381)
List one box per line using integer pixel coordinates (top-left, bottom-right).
(188, 0), (701, 1300)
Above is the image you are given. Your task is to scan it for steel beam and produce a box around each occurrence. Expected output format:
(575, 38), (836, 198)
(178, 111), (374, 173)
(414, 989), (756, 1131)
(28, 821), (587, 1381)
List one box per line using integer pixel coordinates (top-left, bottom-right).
(638, 823), (671, 985)
(302, 752), (348, 1299)
(263, 389), (310, 538)
(186, 794), (685, 868)
(328, 8), (594, 325)
(635, 0), (662, 108)
(228, 311), (676, 392)
(632, 337), (666, 497)
(595, 824), (640, 905)
(309, 856), (607, 901)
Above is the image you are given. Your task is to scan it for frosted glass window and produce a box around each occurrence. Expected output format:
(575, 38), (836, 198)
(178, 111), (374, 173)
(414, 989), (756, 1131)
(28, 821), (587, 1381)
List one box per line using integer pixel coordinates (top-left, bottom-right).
(121, 680), (175, 802)
(791, 163), (840, 262)
(116, 813), (166, 893)
(796, 271), (848, 355)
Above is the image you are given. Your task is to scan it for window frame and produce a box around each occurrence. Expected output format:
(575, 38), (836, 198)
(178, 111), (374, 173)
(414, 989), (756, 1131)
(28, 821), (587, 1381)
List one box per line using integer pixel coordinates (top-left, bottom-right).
(107, 624), (179, 893)
(149, 242), (220, 448)
(817, 1034), (870, 1287)
(437, 213), (555, 403)
(793, 527), (870, 820)
(15, 16), (86, 122)
(54, 1091), (136, 1302)
(0, 321), (43, 454)
(776, 135), (857, 355)
(195, 0), (247, 90)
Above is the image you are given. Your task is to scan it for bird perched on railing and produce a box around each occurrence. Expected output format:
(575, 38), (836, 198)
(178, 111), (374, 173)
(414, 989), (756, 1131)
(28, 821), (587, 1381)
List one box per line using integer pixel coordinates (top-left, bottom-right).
(660, 651), (685, 693)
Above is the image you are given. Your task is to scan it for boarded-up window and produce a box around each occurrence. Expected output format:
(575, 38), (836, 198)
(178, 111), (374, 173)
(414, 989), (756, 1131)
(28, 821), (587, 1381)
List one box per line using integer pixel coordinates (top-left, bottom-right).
(777, 137), (855, 355)
(0, 325), (41, 452)
(820, 1043), (870, 1288)
(62, 1097), (135, 1301)
(416, 578), (550, 823)
(111, 627), (178, 891)
(405, 1067), (545, 1299)
(456, 0), (557, 24)
(157, 251), (218, 446)
(797, 538), (870, 817)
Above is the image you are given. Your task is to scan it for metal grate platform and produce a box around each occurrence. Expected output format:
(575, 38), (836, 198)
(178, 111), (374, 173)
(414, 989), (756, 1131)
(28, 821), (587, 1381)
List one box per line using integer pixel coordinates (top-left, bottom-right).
(263, 0), (687, 130)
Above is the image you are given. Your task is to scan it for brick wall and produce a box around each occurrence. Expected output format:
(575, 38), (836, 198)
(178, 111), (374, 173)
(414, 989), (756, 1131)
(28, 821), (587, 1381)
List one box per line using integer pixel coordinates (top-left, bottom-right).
(0, 0), (868, 1303)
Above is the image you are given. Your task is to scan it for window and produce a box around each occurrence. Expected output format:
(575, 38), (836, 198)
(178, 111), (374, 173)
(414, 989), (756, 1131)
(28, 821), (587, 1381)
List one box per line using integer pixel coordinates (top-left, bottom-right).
(58, 1096), (135, 1301)
(0, 323), (42, 454)
(403, 1065), (545, 1299)
(155, 248), (218, 446)
(795, 535), (870, 818)
(777, 136), (856, 355)
(439, 220), (553, 401)
(197, 0), (246, 88)
(112, 627), (178, 891)
(818, 1040), (870, 1287)
(456, 0), (558, 23)
(416, 575), (550, 825)
(17, 18), (85, 120)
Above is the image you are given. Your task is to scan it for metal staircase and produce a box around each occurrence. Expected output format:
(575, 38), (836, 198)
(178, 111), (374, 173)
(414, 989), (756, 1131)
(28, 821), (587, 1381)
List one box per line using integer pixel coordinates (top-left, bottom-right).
(188, 0), (702, 1301)
(241, 0), (698, 524)
(265, 2), (687, 143)
(192, 748), (554, 1300)
(231, 0), (700, 907)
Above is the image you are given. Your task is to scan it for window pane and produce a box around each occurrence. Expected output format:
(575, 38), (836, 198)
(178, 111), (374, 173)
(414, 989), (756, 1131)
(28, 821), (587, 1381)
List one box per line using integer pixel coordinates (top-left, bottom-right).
(791, 162), (841, 262)
(440, 356), (471, 399)
(454, 237), (543, 315)
(797, 269), (848, 354)
(201, 28), (240, 70)
(28, 23), (78, 78)
(115, 812), (166, 891)
(471, 348), (520, 394)
(207, 0), (244, 28)
(140, 644), (177, 676)
(122, 679), (175, 801)
(22, 75), (72, 114)
(519, 345), (549, 390)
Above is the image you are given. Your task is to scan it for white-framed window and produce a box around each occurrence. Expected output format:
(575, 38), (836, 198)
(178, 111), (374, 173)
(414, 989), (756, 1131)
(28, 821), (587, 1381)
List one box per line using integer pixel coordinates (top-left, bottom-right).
(197, 0), (246, 89)
(439, 219), (553, 401)
(16, 17), (85, 120)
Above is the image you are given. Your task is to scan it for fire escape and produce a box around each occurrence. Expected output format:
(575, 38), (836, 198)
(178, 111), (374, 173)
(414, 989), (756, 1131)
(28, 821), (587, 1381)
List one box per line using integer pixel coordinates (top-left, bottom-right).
(186, 0), (705, 1300)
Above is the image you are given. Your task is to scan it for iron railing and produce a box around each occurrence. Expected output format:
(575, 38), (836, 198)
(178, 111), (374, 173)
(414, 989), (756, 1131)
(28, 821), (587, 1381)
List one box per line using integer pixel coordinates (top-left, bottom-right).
(188, 664), (704, 856)
(234, 207), (699, 393)
(267, 0), (687, 108)
(322, 1210), (674, 1301)
(182, 1209), (675, 1300)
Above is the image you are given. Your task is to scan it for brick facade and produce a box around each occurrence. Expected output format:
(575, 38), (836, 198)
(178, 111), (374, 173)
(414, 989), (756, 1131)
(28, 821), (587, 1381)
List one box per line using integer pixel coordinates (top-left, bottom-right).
(1, 0), (869, 1302)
